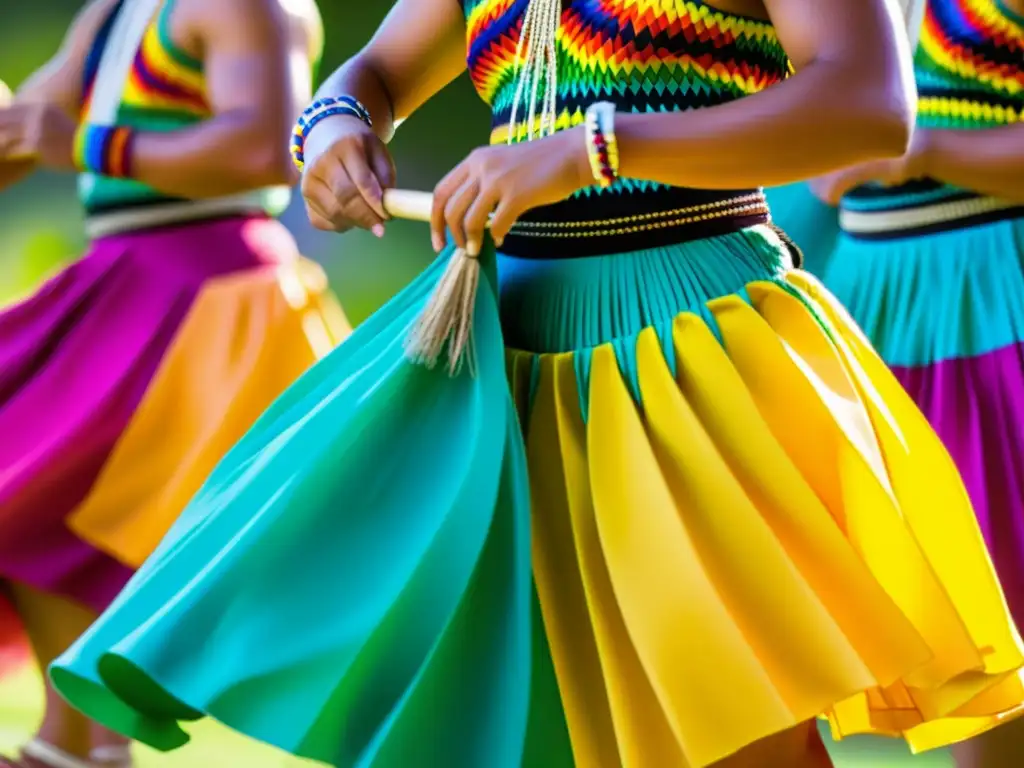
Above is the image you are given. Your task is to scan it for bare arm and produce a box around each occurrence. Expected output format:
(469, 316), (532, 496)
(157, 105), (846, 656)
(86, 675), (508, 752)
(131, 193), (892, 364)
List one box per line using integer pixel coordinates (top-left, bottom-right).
(300, 0), (466, 232)
(0, 0), (118, 190)
(918, 126), (1024, 202)
(127, 0), (312, 198)
(312, 0), (467, 144)
(616, 0), (917, 189)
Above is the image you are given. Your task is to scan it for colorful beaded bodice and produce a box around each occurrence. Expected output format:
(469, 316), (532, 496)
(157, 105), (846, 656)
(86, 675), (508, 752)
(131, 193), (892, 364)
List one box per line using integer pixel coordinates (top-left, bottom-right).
(78, 0), (292, 217)
(460, 0), (791, 256)
(917, 0), (1024, 130)
(842, 0), (1024, 219)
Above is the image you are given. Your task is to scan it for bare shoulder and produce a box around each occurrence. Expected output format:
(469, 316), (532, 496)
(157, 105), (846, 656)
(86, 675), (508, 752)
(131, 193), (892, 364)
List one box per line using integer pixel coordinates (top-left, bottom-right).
(276, 0), (325, 61)
(13, 0), (121, 110)
(65, 0), (123, 56)
(172, 0), (291, 51)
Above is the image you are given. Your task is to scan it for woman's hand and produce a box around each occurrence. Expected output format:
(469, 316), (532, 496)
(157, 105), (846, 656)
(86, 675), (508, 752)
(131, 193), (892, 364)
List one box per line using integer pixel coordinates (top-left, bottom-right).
(0, 101), (76, 170)
(300, 113), (397, 236)
(810, 129), (932, 206)
(430, 126), (591, 254)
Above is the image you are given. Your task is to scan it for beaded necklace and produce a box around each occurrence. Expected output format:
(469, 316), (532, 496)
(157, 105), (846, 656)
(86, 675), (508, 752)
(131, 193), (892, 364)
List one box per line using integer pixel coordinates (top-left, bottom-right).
(507, 0), (561, 142)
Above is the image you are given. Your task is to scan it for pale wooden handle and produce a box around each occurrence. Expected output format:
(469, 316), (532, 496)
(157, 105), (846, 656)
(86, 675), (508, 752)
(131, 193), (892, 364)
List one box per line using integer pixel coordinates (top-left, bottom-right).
(382, 189), (494, 230)
(382, 189), (433, 222)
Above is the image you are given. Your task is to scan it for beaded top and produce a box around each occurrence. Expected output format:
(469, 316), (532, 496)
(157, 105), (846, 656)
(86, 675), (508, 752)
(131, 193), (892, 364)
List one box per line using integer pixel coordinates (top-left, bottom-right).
(917, 0), (1024, 129)
(842, 0), (1024, 219)
(78, 0), (297, 217)
(465, 0), (790, 142)
(460, 0), (791, 256)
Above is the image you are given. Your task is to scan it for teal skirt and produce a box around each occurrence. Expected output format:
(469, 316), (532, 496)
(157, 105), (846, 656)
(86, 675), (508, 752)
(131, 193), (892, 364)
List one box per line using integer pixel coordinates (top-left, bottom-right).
(50, 227), (1024, 766)
(764, 183), (840, 276)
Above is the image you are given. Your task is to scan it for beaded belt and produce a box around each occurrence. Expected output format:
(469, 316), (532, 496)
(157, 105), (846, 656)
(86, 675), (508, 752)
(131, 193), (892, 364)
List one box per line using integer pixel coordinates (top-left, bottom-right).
(84, 191), (272, 239)
(500, 187), (770, 259)
(840, 194), (1024, 241)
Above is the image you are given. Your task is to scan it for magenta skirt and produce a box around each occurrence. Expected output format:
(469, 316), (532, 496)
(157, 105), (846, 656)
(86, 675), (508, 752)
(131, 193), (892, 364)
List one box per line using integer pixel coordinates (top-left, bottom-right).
(0, 215), (346, 620)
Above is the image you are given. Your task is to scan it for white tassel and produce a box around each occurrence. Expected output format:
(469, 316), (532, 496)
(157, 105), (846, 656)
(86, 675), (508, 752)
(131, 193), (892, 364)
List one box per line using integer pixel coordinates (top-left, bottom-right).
(403, 248), (481, 376)
(403, 0), (561, 376)
(508, 0), (562, 142)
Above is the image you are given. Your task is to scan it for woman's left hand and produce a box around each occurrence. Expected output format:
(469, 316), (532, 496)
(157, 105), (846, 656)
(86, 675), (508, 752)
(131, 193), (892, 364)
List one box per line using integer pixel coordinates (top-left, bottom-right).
(430, 126), (592, 255)
(0, 102), (77, 171)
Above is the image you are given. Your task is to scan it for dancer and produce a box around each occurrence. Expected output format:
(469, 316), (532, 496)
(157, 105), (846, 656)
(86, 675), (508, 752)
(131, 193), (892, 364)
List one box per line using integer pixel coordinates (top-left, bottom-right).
(807, 0), (1024, 763)
(48, 0), (1024, 766)
(0, 0), (346, 766)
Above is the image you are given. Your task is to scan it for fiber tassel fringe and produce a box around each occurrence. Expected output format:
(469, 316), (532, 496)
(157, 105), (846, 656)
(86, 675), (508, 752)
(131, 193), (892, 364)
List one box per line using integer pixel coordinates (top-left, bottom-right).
(404, 247), (480, 376)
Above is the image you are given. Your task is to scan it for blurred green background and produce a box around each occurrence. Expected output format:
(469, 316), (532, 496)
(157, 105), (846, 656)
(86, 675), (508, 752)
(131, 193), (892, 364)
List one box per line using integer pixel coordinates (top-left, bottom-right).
(0, 2), (953, 766)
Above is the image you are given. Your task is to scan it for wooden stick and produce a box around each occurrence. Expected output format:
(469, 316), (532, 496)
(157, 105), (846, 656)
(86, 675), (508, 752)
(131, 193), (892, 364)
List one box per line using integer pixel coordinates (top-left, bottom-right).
(382, 189), (433, 222)
(382, 189), (494, 228)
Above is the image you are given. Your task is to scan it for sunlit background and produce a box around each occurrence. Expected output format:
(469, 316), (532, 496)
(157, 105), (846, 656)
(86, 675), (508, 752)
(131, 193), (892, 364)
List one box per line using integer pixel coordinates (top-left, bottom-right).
(0, 2), (951, 766)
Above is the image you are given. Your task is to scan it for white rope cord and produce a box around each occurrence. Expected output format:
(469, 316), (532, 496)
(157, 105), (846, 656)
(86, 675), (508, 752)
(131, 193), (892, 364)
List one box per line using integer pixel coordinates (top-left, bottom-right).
(507, 0), (562, 143)
(86, 0), (164, 125)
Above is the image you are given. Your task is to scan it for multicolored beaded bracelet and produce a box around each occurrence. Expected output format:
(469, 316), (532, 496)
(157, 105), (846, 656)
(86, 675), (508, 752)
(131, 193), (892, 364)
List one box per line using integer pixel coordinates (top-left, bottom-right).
(73, 123), (136, 178)
(584, 101), (620, 189)
(290, 96), (373, 172)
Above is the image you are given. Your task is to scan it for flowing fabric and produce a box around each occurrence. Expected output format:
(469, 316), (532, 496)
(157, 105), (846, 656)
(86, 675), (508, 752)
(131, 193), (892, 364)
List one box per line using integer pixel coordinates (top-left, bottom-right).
(0, 215), (348, 614)
(51, 226), (1024, 766)
(826, 217), (1024, 630)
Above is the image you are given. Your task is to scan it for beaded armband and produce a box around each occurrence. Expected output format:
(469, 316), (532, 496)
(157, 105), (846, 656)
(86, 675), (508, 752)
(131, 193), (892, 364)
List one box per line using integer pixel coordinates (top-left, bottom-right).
(584, 102), (620, 188)
(73, 124), (135, 178)
(290, 96), (373, 172)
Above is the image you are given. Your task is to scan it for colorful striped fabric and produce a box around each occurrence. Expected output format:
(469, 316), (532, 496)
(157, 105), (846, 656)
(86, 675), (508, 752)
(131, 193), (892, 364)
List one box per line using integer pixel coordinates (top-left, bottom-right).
(842, 0), (1024, 215)
(77, 0), (291, 217)
(461, 0), (790, 208)
(463, 0), (790, 140)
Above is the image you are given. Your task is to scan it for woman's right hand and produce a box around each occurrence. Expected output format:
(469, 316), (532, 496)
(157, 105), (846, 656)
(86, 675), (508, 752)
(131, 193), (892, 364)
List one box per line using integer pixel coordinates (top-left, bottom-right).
(300, 114), (396, 236)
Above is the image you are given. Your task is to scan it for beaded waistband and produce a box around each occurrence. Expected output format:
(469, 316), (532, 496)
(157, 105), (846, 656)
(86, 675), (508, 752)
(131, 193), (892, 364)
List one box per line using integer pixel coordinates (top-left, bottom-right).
(84, 192), (269, 239)
(499, 187), (770, 259)
(840, 193), (1024, 240)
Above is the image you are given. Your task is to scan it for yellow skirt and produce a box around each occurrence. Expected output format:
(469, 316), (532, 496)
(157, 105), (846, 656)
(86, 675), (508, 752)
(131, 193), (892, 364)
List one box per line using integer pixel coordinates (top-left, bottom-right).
(68, 256), (348, 568)
(498, 231), (1024, 765)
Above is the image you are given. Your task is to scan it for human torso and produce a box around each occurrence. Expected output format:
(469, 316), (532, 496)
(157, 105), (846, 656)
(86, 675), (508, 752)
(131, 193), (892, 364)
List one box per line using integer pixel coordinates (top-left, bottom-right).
(77, 0), (293, 218)
(460, 0), (791, 257)
(840, 0), (1024, 232)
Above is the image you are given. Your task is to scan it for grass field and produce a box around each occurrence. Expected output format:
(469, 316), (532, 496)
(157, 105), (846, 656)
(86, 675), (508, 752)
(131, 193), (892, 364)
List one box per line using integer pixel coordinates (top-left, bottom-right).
(0, 666), (954, 767)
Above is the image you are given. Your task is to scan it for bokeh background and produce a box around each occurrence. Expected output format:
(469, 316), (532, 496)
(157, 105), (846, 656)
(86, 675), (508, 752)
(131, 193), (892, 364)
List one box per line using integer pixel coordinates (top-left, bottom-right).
(0, 1), (951, 766)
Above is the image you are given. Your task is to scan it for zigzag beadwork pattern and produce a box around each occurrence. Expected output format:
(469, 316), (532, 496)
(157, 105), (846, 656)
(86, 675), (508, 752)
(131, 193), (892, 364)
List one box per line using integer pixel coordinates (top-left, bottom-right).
(461, 0), (790, 199)
(916, 0), (1024, 128)
(466, 0), (790, 121)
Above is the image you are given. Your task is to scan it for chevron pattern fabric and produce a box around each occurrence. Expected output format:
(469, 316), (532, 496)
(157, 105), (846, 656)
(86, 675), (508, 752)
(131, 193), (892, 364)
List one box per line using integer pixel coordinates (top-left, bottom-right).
(460, 0), (789, 204)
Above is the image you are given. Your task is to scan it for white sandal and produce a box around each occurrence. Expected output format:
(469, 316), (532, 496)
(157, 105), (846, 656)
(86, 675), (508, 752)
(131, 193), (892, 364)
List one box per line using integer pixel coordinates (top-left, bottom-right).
(16, 740), (132, 768)
(19, 741), (91, 768)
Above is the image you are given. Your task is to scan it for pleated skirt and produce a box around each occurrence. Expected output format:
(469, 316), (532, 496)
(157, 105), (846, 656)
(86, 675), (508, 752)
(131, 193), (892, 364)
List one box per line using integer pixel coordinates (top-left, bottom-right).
(0, 215), (348, 619)
(51, 225), (1024, 767)
(826, 216), (1024, 628)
